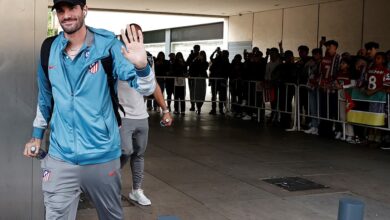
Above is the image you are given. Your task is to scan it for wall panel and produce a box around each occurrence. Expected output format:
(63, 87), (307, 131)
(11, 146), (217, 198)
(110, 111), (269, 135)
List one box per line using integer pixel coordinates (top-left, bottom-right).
(363, 0), (390, 51)
(318, 0), (363, 54)
(0, 0), (46, 219)
(228, 13), (254, 42)
(283, 5), (318, 54)
(252, 10), (283, 53)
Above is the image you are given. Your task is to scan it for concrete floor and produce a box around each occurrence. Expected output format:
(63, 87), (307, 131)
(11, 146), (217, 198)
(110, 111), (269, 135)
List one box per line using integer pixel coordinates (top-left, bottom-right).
(77, 109), (390, 220)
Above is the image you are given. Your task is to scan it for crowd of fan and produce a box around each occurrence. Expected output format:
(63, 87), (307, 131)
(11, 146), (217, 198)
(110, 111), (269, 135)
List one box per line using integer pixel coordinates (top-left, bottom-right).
(148, 40), (390, 148)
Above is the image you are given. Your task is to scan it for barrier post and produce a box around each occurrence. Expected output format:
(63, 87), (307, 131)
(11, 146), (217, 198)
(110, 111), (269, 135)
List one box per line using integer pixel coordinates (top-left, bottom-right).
(337, 198), (365, 220)
(296, 84), (300, 131)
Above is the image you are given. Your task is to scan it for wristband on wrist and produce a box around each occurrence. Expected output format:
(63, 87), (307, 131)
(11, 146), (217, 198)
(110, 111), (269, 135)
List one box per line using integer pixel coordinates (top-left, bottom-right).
(162, 109), (170, 114)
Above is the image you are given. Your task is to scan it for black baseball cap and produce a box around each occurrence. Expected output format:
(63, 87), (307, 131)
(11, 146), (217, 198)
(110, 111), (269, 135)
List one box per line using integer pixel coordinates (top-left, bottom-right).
(324, 40), (338, 48)
(52, 0), (86, 10)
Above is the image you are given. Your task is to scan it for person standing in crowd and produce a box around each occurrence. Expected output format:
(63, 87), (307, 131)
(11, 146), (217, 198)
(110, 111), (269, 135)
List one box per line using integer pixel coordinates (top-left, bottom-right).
(334, 57), (356, 142)
(154, 51), (170, 111)
(296, 45), (311, 129)
(386, 50), (390, 71)
(380, 50), (390, 149)
(265, 47), (282, 124)
(187, 45), (201, 111)
(173, 52), (187, 115)
(248, 47), (266, 121)
(304, 48), (322, 135)
(318, 40), (341, 138)
(229, 54), (244, 117)
(166, 53), (176, 111)
(364, 52), (390, 143)
(365, 41), (380, 67)
(350, 55), (368, 143)
(189, 50), (209, 114)
(241, 50), (253, 120)
(209, 48), (229, 115)
(24, 1), (156, 219)
(276, 50), (297, 129)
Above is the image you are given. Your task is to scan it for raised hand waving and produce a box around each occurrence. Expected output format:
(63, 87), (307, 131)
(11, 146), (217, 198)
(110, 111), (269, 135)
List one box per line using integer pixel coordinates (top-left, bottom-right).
(121, 24), (148, 69)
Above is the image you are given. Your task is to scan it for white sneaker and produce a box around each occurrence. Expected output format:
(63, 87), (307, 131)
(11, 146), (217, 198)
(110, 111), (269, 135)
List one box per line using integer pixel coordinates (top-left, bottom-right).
(346, 136), (355, 144)
(285, 126), (297, 132)
(335, 131), (342, 140)
(304, 127), (315, 134)
(129, 189), (151, 206)
(242, 115), (252, 120)
(227, 111), (234, 117)
(310, 127), (319, 135)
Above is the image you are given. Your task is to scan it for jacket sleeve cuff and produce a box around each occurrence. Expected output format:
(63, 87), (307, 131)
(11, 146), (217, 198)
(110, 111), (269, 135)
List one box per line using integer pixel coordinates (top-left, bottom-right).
(32, 127), (45, 139)
(135, 65), (151, 77)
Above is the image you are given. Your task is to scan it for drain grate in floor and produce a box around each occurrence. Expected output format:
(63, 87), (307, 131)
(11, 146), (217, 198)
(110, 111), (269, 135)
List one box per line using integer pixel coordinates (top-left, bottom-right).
(78, 193), (134, 210)
(263, 177), (328, 192)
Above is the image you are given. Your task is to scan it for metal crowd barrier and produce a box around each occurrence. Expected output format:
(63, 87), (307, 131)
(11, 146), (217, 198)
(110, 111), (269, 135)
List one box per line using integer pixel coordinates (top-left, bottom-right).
(229, 79), (298, 124)
(147, 76), (228, 112)
(147, 76), (390, 140)
(297, 84), (390, 138)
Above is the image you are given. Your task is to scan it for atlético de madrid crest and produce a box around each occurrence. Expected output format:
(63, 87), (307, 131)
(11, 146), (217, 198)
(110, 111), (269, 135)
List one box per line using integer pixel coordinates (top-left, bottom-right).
(89, 61), (99, 74)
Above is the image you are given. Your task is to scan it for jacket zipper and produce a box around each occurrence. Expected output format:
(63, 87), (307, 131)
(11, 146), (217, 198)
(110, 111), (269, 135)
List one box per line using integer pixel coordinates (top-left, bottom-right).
(71, 90), (78, 165)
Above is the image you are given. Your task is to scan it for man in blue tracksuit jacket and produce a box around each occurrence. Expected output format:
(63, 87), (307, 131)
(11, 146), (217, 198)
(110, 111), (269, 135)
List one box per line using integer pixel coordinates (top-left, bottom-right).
(23, 0), (156, 219)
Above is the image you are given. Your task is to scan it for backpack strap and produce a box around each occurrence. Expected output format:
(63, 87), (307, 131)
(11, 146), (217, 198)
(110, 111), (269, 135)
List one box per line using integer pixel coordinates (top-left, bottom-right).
(40, 35), (58, 113)
(41, 35), (58, 79)
(101, 50), (125, 127)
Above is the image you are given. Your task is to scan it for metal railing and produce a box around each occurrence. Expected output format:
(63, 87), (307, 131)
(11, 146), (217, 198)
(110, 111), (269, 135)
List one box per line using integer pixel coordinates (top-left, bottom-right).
(147, 76), (390, 140)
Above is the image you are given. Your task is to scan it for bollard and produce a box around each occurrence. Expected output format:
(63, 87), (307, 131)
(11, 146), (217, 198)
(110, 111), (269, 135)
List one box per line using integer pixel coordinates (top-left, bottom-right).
(157, 216), (181, 220)
(337, 198), (365, 220)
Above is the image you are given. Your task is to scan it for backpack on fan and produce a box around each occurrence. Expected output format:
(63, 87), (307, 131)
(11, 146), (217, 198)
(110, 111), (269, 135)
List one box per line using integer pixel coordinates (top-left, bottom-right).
(40, 36), (125, 126)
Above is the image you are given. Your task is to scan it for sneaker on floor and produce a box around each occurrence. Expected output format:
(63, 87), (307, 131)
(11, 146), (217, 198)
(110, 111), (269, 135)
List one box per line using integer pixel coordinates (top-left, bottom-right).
(380, 145), (390, 150)
(285, 127), (297, 132)
(227, 111), (234, 117)
(310, 127), (319, 135)
(346, 136), (356, 144)
(304, 127), (315, 134)
(129, 189), (151, 206)
(335, 131), (342, 140)
(189, 107), (195, 111)
(209, 110), (217, 115)
(242, 115), (252, 120)
(354, 136), (362, 144)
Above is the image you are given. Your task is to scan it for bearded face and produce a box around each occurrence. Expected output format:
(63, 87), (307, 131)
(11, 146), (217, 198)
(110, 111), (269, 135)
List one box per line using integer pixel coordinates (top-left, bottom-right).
(56, 4), (85, 35)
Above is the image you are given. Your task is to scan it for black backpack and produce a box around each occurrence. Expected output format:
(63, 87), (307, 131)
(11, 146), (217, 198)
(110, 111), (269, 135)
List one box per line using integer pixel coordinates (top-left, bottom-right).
(40, 36), (125, 127)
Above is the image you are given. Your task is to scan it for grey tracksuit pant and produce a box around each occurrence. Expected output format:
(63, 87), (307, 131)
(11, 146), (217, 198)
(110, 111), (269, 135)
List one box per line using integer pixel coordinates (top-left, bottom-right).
(119, 118), (149, 190)
(41, 156), (123, 220)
